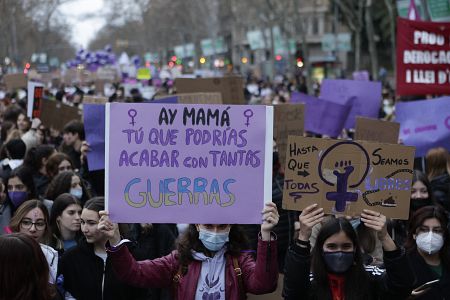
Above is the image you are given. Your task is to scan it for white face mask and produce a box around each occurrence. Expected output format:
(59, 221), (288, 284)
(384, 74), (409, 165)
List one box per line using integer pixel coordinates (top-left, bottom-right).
(416, 231), (444, 255)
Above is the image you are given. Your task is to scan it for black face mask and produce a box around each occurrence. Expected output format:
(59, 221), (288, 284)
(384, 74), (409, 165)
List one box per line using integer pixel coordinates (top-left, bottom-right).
(410, 198), (433, 212)
(323, 251), (354, 273)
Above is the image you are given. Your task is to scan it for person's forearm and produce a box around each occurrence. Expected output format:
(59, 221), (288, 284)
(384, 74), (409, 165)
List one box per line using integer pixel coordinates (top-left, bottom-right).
(380, 234), (397, 251)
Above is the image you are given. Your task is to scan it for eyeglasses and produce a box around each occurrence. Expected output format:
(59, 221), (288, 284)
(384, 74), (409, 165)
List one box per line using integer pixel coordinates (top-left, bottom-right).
(20, 219), (46, 231)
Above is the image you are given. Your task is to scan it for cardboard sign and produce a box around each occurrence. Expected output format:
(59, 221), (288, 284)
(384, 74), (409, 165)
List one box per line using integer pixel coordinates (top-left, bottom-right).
(154, 93), (223, 104)
(291, 92), (351, 137)
(105, 103), (273, 224)
(83, 104), (105, 171)
(27, 81), (44, 118)
(397, 18), (450, 96)
(274, 104), (305, 168)
(320, 79), (382, 129)
(355, 117), (400, 144)
(4, 74), (27, 91)
(175, 77), (245, 105)
(83, 95), (108, 104)
(282, 136), (415, 219)
(40, 100), (82, 131)
(396, 97), (450, 157)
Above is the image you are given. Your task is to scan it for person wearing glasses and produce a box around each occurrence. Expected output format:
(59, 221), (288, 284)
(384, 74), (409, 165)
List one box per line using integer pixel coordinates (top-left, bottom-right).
(405, 205), (450, 299)
(8, 199), (58, 284)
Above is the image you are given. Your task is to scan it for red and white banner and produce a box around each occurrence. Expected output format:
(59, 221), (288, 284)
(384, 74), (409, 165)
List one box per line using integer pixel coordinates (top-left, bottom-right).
(397, 18), (450, 96)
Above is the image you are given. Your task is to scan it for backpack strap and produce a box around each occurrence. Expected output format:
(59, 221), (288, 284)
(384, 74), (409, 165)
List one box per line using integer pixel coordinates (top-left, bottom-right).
(233, 257), (246, 299)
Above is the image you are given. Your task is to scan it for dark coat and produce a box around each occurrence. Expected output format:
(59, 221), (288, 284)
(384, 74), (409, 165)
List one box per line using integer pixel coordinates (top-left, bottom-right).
(430, 174), (450, 211)
(407, 249), (450, 300)
(283, 242), (414, 300)
(59, 239), (144, 300)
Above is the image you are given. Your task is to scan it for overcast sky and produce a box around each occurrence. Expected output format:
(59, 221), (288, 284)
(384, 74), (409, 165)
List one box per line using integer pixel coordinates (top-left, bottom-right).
(58, 0), (106, 49)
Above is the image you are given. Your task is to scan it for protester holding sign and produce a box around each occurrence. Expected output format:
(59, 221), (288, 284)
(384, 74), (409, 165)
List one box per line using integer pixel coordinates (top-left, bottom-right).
(97, 202), (279, 300)
(59, 197), (145, 300)
(283, 204), (414, 299)
(405, 206), (450, 299)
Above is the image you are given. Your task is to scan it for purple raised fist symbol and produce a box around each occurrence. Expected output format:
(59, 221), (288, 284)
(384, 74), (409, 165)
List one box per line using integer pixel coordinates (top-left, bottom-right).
(326, 160), (358, 212)
(318, 141), (370, 213)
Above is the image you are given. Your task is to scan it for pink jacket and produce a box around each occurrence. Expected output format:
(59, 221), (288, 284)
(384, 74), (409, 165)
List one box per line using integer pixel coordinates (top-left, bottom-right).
(108, 238), (278, 300)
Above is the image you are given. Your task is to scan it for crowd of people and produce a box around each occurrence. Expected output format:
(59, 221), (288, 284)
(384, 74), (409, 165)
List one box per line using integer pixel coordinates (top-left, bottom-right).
(0, 71), (449, 300)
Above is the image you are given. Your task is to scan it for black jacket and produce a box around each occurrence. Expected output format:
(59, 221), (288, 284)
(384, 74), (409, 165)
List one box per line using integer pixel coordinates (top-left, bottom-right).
(59, 239), (144, 300)
(430, 174), (450, 211)
(408, 249), (450, 300)
(283, 242), (414, 300)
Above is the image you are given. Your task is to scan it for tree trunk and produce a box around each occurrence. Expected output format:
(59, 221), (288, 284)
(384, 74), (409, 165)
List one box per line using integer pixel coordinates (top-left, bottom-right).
(365, 0), (378, 80)
(294, 0), (313, 94)
(384, 0), (396, 78)
(355, 1), (363, 71)
(269, 24), (276, 79)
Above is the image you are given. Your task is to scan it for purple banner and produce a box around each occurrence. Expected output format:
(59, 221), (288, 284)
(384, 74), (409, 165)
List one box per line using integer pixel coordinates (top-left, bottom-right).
(320, 79), (382, 129)
(83, 104), (105, 171)
(396, 97), (450, 157)
(291, 92), (351, 137)
(106, 103), (273, 224)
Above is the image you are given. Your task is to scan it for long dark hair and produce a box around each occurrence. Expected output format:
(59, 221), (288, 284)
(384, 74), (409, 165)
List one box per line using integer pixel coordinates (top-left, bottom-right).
(311, 217), (369, 300)
(405, 206), (450, 269)
(176, 224), (249, 273)
(22, 145), (55, 174)
(412, 170), (433, 200)
(45, 171), (90, 203)
(49, 193), (82, 250)
(0, 233), (55, 300)
(6, 166), (37, 207)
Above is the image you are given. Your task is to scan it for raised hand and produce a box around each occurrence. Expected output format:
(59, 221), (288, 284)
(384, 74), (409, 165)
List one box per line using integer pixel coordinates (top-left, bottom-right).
(298, 203), (324, 242)
(98, 210), (121, 245)
(361, 209), (396, 251)
(260, 202), (279, 241)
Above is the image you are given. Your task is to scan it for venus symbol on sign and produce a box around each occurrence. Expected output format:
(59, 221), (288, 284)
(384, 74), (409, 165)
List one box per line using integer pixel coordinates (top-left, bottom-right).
(128, 109), (137, 126)
(243, 109), (254, 127)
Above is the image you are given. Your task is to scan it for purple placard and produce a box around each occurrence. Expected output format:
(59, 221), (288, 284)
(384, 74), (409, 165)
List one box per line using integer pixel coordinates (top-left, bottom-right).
(396, 97), (450, 157)
(149, 96), (178, 103)
(291, 92), (351, 137)
(105, 103), (273, 224)
(83, 104), (105, 171)
(320, 79), (382, 129)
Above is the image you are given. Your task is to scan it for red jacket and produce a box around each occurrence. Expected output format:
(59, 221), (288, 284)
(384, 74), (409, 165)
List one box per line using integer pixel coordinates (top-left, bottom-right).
(108, 238), (278, 300)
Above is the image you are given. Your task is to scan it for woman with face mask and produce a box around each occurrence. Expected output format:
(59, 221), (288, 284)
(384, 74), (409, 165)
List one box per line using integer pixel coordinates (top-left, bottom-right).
(5, 166), (37, 212)
(388, 170), (435, 246)
(405, 206), (450, 299)
(97, 202), (280, 300)
(283, 204), (414, 300)
(45, 171), (91, 206)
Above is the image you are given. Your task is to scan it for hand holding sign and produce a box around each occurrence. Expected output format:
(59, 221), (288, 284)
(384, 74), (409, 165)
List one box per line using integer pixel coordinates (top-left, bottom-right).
(261, 202), (279, 241)
(360, 209), (396, 251)
(298, 204), (325, 242)
(98, 210), (121, 246)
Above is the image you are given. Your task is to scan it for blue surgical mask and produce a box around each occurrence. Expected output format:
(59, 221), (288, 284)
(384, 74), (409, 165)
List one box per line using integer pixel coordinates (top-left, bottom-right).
(70, 188), (83, 199)
(8, 191), (28, 208)
(198, 228), (229, 251)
